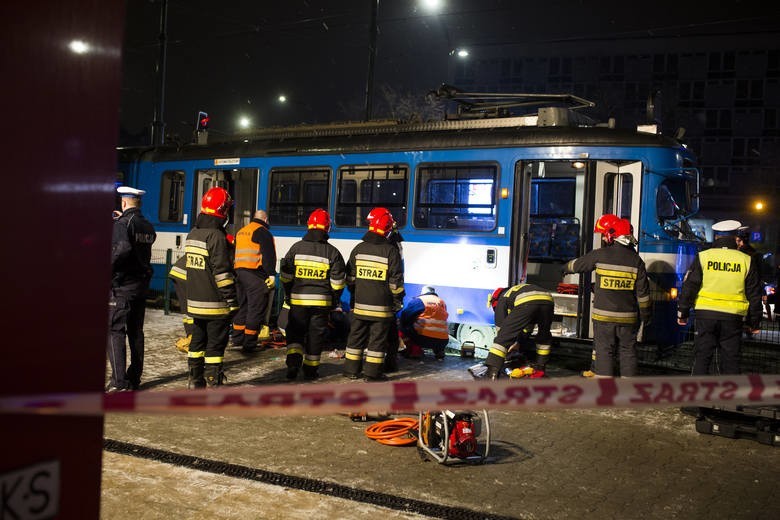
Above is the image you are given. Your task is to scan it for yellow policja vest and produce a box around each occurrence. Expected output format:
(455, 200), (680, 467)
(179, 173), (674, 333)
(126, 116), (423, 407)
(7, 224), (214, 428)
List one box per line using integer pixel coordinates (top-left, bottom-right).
(694, 248), (750, 316)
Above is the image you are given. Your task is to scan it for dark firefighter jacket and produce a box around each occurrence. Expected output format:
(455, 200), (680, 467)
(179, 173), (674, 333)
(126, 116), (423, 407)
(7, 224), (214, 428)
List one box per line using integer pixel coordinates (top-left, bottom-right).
(565, 242), (651, 324)
(111, 207), (156, 289)
(494, 283), (554, 328)
(678, 236), (763, 328)
(279, 229), (346, 308)
(234, 218), (276, 278)
(347, 231), (405, 321)
(184, 214), (237, 319)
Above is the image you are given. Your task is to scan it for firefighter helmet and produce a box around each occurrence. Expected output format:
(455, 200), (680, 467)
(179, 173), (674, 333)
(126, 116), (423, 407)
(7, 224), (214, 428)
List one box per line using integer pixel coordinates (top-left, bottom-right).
(613, 218), (632, 238)
(201, 187), (233, 219)
(420, 285), (437, 296)
(488, 287), (506, 309)
(307, 208), (331, 232)
(594, 213), (622, 244)
(366, 207), (395, 235)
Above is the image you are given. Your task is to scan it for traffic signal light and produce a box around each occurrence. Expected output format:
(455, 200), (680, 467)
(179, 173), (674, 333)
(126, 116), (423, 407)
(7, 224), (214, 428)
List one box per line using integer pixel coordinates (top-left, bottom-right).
(196, 111), (209, 132)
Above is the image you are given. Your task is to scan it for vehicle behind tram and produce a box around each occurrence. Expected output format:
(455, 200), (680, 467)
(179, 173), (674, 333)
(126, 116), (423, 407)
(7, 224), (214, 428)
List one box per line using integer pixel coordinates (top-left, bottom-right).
(117, 91), (702, 352)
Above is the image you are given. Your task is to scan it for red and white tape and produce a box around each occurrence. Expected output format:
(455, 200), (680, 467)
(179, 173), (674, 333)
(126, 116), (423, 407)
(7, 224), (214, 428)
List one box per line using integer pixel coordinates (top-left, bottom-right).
(1, 375), (779, 417)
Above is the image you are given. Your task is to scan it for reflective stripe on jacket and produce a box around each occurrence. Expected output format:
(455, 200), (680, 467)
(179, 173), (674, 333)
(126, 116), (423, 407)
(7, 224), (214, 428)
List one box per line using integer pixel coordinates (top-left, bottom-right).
(694, 248), (750, 316)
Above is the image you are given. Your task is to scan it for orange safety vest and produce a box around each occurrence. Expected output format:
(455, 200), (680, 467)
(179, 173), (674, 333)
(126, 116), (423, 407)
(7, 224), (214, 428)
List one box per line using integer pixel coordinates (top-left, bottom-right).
(413, 294), (449, 339)
(234, 221), (265, 270)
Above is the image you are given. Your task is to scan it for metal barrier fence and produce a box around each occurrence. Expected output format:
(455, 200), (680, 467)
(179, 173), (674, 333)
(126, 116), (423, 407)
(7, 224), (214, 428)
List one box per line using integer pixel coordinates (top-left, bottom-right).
(149, 247), (780, 375)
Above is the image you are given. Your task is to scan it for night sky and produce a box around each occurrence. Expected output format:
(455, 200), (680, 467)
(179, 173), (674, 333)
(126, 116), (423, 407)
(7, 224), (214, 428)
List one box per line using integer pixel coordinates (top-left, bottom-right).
(119, 0), (780, 145)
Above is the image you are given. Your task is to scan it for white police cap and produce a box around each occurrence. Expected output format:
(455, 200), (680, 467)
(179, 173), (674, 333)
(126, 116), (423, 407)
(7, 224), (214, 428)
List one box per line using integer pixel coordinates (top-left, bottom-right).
(711, 219), (742, 234)
(117, 186), (146, 198)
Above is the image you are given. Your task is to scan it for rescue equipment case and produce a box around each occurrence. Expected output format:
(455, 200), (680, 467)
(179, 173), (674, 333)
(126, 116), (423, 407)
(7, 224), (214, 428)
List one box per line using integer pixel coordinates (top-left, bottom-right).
(694, 405), (780, 446)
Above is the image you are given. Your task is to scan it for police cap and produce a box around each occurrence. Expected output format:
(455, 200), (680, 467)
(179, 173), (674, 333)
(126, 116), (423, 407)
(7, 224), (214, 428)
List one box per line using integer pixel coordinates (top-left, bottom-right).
(711, 219), (742, 236)
(117, 186), (146, 198)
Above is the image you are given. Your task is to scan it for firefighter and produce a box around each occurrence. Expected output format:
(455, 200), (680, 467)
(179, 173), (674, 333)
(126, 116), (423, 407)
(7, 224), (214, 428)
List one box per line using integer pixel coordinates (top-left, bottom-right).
(678, 219), (762, 375)
(231, 209), (277, 353)
(344, 207), (405, 381)
(399, 286), (450, 361)
(108, 186), (156, 392)
(168, 254), (193, 352)
(469, 284), (553, 380)
(184, 187), (238, 388)
(563, 215), (651, 377)
(279, 209), (346, 380)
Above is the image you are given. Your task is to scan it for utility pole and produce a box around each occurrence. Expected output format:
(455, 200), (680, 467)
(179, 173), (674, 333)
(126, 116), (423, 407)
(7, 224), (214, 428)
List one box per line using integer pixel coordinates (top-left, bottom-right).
(151, 0), (169, 146)
(364, 0), (379, 122)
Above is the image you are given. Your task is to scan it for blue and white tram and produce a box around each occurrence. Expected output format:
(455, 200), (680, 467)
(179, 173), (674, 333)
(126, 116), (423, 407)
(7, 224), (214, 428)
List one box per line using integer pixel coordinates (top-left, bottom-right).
(117, 108), (701, 352)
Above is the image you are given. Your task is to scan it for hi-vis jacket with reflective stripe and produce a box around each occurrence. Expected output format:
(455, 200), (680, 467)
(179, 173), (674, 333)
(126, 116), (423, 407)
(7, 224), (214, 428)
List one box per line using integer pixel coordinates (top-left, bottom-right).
(347, 232), (405, 321)
(280, 229), (346, 307)
(678, 237), (763, 328)
(408, 294), (449, 339)
(184, 214), (237, 319)
(494, 283), (554, 328)
(565, 242), (651, 324)
(233, 218), (276, 277)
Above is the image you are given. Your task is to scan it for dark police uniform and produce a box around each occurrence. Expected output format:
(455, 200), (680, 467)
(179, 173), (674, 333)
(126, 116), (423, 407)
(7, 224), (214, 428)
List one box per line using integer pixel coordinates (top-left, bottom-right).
(344, 232), (405, 379)
(678, 236), (762, 374)
(109, 204), (156, 391)
(565, 242), (651, 376)
(232, 216), (277, 351)
(279, 228), (346, 380)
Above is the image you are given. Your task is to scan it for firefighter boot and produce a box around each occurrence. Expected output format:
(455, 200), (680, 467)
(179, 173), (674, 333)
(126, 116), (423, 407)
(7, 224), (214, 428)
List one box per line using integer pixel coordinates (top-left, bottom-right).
(302, 365), (319, 381)
(187, 358), (206, 389)
(286, 353), (303, 380)
(485, 365), (501, 380)
(204, 363), (225, 387)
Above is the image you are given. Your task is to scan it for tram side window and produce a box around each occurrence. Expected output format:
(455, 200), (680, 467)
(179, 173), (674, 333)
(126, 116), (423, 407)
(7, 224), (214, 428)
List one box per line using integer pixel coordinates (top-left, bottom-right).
(528, 178), (579, 261)
(657, 177), (698, 239)
(336, 164), (408, 227)
(268, 167), (330, 226)
(603, 173), (632, 220)
(160, 170), (185, 222)
(414, 163), (497, 231)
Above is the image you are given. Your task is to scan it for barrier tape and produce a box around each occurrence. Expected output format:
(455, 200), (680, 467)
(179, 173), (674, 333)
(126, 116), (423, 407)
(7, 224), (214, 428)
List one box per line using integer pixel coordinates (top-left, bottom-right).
(2, 375), (780, 417)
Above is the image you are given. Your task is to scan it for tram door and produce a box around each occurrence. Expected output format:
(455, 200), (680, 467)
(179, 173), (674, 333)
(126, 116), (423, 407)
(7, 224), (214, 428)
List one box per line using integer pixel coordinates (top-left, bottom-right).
(195, 167), (259, 235)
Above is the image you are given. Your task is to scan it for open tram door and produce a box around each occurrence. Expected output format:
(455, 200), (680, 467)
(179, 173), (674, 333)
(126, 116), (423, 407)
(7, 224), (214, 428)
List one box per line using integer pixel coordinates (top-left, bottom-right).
(514, 160), (641, 340)
(194, 163), (259, 236)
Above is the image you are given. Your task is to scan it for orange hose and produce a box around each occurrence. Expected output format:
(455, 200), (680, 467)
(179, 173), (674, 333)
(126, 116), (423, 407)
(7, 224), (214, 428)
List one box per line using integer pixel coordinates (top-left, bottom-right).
(365, 417), (419, 446)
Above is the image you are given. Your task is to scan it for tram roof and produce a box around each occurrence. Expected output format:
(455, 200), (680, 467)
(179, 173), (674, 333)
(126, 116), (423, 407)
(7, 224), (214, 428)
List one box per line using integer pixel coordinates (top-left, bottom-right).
(118, 119), (684, 163)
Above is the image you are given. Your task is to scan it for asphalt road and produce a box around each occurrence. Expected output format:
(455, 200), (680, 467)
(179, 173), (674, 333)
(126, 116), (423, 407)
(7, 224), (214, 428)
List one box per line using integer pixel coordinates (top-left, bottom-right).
(101, 309), (780, 520)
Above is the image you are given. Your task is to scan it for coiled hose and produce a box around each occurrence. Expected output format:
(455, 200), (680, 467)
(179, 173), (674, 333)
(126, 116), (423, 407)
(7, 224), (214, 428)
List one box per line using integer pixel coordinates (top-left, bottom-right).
(364, 417), (419, 446)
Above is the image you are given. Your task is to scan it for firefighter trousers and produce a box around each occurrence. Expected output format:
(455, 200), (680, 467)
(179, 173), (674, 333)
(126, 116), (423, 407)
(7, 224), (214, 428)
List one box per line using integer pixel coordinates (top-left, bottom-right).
(285, 306), (330, 373)
(344, 318), (392, 378)
(592, 320), (638, 377)
(486, 302), (553, 370)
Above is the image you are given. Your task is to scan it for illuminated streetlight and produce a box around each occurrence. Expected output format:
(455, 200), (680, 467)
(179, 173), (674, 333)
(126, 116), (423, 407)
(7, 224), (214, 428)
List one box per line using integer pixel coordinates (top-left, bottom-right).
(420, 0), (443, 11)
(278, 95), (287, 104)
(754, 200), (765, 211)
(456, 48), (469, 58)
(238, 116), (251, 129)
(68, 40), (90, 54)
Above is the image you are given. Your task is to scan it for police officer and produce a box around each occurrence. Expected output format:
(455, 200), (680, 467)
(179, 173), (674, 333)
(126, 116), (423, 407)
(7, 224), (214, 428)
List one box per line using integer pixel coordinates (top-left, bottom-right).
(108, 186), (156, 392)
(184, 187), (238, 387)
(399, 285), (450, 361)
(470, 284), (553, 380)
(231, 209), (277, 353)
(564, 215), (651, 377)
(678, 219), (763, 375)
(344, 207), (405, 381)
(280, 209), (346, 380)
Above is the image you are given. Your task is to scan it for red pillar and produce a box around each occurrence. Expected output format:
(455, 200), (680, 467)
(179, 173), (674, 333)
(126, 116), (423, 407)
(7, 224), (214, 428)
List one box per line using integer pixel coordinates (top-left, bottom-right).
(0, 2), (125, 518)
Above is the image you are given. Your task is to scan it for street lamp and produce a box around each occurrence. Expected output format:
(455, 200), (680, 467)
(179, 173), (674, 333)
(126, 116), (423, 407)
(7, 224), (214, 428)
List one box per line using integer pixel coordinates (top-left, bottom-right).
(278, 95), (287, 104)
(238, 116), (251, 129)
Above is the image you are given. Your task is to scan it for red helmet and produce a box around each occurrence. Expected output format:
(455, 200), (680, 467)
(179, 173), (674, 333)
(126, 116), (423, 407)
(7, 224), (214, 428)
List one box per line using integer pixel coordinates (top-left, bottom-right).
(613, 218), (632, 238)
(366, 207), (395, 236)
(307, 208), (331, 232)
(594, 213), (621, 243)
(488, 287), (506, 309)
(201, 187), (233, 219)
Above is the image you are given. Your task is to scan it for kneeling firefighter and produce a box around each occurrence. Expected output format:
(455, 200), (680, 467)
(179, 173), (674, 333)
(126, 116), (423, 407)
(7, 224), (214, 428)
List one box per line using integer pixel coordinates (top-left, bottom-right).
(473, 284), (554, 380)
